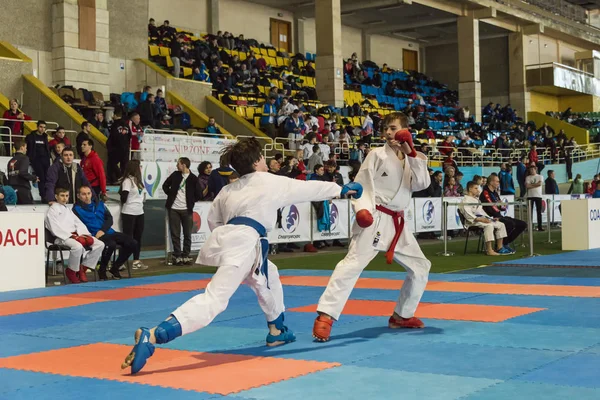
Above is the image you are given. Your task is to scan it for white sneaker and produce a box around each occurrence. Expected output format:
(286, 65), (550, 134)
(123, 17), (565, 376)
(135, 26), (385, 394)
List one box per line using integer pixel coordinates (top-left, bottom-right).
(133, 261), (149, 270)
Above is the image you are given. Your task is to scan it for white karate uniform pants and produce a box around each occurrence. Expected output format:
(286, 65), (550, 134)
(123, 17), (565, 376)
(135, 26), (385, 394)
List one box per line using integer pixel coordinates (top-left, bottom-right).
(317, 224), (431, 320)
(172, 260), (285, 335)
(473, 221), (507, 243)
(287, 133), (302, 151)
(56, 237), (105, 272)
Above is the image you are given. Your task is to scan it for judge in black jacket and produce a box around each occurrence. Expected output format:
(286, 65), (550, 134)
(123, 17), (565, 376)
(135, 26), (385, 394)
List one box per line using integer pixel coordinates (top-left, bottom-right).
(7, 139), (37, 204)
(106, 110), (131, 184)
(163, 157), (202, 265)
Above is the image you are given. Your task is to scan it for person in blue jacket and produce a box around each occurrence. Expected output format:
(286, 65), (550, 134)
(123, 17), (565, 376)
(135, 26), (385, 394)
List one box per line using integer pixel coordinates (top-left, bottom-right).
(73, 185), (137, 280)
(515, 156), (527, 197)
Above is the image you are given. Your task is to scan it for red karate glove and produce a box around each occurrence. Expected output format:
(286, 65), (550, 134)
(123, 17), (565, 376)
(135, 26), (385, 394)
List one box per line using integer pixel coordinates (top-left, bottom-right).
(356, 209), (374, 228)
(394, 129), (417, 158)
(71, 234), (94, 247)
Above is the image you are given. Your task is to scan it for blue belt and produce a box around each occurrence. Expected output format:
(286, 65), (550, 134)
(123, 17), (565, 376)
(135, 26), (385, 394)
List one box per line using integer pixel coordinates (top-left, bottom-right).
(227, 216), (270, 287)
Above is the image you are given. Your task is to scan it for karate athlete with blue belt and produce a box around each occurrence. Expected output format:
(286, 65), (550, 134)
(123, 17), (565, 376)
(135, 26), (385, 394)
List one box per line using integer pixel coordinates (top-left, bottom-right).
(122, 137), (362, 374)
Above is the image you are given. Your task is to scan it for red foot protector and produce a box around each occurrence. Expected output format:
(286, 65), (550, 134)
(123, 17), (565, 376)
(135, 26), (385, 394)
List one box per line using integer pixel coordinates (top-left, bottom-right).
(388, 315), (425, 329)
(313, 315), (334, 342)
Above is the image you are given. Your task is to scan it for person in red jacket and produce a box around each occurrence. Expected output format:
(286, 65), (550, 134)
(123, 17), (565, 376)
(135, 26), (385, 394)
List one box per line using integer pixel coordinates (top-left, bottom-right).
(80, 138), (107, 200)
(48, 126), (72, 155)
(2, 98), (31, 155)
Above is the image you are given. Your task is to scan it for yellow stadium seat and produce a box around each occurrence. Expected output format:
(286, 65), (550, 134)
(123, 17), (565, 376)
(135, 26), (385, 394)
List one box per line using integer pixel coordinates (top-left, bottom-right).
(149, 45), (159, 57)
(159, 46), (170, 57)
(182, 67), (192, 77)
(254, 116), (261, 128)
(260, 48), (268, 56)
(246, 107), (255, 119)
(239, 52), (247, 61)
(166, 56), (174, 68)
(276, 57), (284, 66)
(267, 48), (276, 57)
(236, 107), (246, 118)
(353, 117), (361, 126)
(277, 80), (284, 90)
(284, 58), (290, 66)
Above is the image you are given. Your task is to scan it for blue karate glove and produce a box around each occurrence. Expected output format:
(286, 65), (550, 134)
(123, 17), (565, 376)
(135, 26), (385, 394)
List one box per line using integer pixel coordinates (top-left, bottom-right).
(341, 182), (363, 199)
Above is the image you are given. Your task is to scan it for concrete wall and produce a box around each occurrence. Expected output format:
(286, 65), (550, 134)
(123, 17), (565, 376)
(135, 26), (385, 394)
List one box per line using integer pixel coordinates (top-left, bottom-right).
(424, 43), (459, 90)
(109, 0), (148, 60)
(0, 0), (52, 52)
(0, 59), (33, 102)
(13, 47), (53, 87)
(167, 78), (212, 113)
(148, 0), (208, 33)
(220, 0), (293, 46)
(529, 92), (559, 113)
(524, 34), (585, 67)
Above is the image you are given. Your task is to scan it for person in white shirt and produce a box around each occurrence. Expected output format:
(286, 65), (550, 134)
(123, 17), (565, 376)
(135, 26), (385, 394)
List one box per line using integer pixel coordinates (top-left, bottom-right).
(302, 135), (318, 162)
(45, 187), (105, 283)
(121, 138), (363, 374)
(120, 160), (148, 270)
(459, 181), (511, 256)
(277, 97), (297, 125)
(525, 165), (545, 231)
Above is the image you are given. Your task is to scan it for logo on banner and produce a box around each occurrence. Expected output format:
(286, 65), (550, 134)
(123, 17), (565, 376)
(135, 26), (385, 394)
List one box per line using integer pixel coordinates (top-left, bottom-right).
(541, 199), (547, 213)
(192, 212), (202, 233)
(455, 208), (461, 225)
(591, 209), (600, 221)
(330, 203), (339, 230)
(501, 197), (509, 216)
(571, 194), (581, 200)
(423, 200), (435, 225)
(282, 205), (300, 233)
(143, 162), (162, 196)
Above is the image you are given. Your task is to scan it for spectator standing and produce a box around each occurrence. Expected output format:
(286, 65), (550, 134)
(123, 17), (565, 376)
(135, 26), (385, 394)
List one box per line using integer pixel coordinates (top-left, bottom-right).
(197, 161), (214, 201)
(2, 99), (31, 156)
(73, 186), (136, 280)
(568, 174), (584, 194)
(6, 139), (36, 204)
(307, 144), (323, 173)
(120, 160), (148, 271)
(205, 117), (222, 136)
(91, 110), (109, 137)
(45, 147), (90, 204)
(260, 96), (278, 139)
(499, 163), (516, 195)
(49, 127), (72, 156)
(76, 121), (92, 158)
(170, 35), (183, 78)
(163, 157), (202, 265)
(545, 170), (559, 195)
(525, 166), (544, 231)
(106, 110), (131, 184)
(207, 154), (234, 198)
(80, 139), (107, 200)
(25, 120), (51, 203)
(128, 113), (144, 160)
(515, 156), (527, 197)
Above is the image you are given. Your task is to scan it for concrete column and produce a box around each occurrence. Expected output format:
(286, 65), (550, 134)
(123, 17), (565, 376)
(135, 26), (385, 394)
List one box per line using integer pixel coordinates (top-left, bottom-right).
(457, 15), (481, 122)
(508, 32), (529, 117)
(207, 0), (219, 35)
(315, 0), (343, 108)
(294, 16), (305, 55)
(361, 30), (371, 61)
(52, 0), (110, 97)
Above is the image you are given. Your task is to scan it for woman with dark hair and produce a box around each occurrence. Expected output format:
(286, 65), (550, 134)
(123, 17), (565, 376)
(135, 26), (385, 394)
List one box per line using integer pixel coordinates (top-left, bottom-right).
(119, 160), (147, 270)
(197, 161), (213, 201)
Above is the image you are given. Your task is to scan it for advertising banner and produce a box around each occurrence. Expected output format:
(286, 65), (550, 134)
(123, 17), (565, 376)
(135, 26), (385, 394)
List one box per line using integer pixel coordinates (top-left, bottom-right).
(140, 134), (234, 164)
(311, 199), (350, 240)
(267, 202), (312, 244)
(414, 197), (442, 232)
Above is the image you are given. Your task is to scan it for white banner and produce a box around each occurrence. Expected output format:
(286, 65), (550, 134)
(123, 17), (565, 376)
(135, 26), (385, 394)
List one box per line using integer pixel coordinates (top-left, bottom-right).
(414, 197), (442, 232)
(444, 197), (464, 231)
(0, 212), (47, 292)
(499, 195), (515, 218)
(268, 202), (312, 244)
(312, 199), (350, 240)
(140, 134), (235, 164)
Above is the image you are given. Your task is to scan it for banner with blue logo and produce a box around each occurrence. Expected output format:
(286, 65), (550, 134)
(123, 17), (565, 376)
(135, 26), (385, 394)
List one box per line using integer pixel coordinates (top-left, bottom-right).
(414, 198), (442, 232)
(166, 202), (213, 252)
(312, 199), (350, 240)
(267, 202), (312, 244)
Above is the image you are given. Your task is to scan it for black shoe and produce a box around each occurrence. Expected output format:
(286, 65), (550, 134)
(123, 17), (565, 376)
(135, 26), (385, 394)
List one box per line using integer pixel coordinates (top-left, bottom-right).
(109, 267), (122, 280)
(98, 267), (108, 281)
(332, 240), (346, 248)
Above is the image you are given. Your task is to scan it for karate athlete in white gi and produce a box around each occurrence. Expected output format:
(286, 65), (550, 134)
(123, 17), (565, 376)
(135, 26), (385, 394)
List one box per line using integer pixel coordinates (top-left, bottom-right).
(313, 112), (432, 342)
(122, 138), (363, 374)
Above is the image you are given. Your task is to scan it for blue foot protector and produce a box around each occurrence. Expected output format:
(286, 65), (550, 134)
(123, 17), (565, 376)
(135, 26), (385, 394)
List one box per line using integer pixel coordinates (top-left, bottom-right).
(129, 327), (155, 375)
(155, 315), (183, 344)
(266, 313), (296, 347)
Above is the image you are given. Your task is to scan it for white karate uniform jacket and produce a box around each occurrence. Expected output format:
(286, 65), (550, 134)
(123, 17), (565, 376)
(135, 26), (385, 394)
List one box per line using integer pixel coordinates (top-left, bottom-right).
(45, 203), (91, 240)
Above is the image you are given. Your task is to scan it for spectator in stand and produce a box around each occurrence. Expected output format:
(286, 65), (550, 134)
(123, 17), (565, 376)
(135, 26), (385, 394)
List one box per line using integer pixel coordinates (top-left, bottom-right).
(120, 160), (148, 271)
(2, 99), (31, 156)
(163, 157), (202, 265)
(455, 171), (464, 196)
(294, 149), (308, 180)
(52, 142), (65, 163)
(80, 139), (107, 200)
(515, 156), (527, 197)
(584, 181), (593, 195)
(481, 174), (526, 251)
(45, 147), (90, 205)
(361, 110), (374, 144)
(128, 113), (144, 160)
(499, 163), (515, 195)
(568, 174), (584, 194)
(260, 96), (278, 139)
(45, 187), (105, 284)
(155, 89), (168, 116)
(442, 154), (458, 172)
(137, 93), (158, 128)
(324, 160), (344, 186)
(106, 109), (131, 184)
(140, 86), (152, 102)
(438, 136), (455, 156)
(460, 181), (511, 256)
(208, 154), (234, 198)
(525, 165), (544, 232)
(197, 161), (213, 201)
(205, 117), (221, 136)
(284, 109), (304, 150)
(76, 121), (92, 158)
(73, 186), (136, 280)
(444, 176), (460, 197)
(7, 139), (36, 204)
(528, 144), (544, 173)
(148, 18), (159, 38)
(545, 170), (559, 195)
(268, 158), (281, 175)
(170, 35), (183, 78)
(307, 144), (323, 173)
(91, 110), (109, 137)
(49, 126), (71, 155)
(25, 120), (51, 203)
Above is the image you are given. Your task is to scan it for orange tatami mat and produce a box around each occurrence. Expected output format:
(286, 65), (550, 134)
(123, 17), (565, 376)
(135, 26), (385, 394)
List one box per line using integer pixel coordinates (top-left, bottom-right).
(0, 296), (105, 317)
(0, 343), (340, 395)
(279, 276), (600, 297)
(290, 300), (546, 322)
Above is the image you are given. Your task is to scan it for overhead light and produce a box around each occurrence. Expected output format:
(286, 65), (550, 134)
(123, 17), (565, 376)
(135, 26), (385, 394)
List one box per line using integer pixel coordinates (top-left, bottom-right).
(366, 20), (386, 25)
(341, 11), (356, 16)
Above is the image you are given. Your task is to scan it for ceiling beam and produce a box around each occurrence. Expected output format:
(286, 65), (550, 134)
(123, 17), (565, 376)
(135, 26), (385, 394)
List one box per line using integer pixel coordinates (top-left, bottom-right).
(424, 32), (509, 47)
(295, 0), (411, 18)
(471, 7), (496, 19)
(480, 16), (519, 32)
(365, 17), (456, 34)
(411, 0), (464, 15)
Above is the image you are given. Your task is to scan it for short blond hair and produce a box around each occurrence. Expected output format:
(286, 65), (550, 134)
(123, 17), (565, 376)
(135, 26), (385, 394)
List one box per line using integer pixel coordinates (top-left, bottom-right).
(382, 112), (409, 129)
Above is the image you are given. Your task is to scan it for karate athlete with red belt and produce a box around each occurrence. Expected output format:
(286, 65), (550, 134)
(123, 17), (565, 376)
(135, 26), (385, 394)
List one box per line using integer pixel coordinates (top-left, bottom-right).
(313, 112), (432, 342)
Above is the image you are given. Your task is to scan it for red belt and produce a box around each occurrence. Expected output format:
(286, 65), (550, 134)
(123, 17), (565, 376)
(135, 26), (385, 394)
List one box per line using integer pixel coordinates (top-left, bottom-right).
(375, 205), (404, 264)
